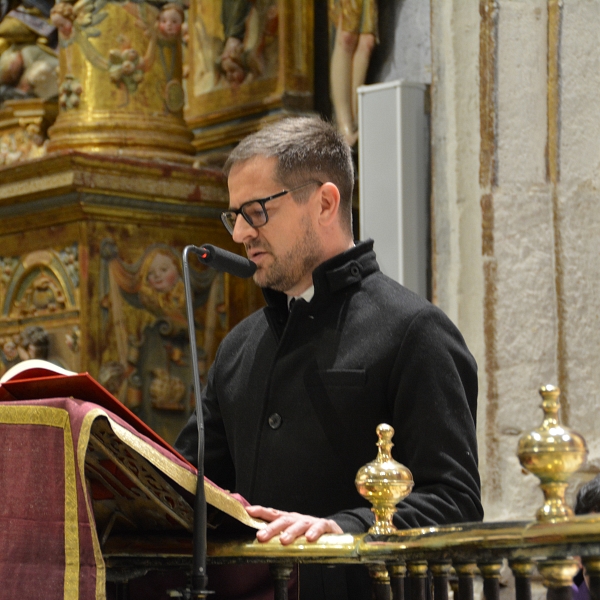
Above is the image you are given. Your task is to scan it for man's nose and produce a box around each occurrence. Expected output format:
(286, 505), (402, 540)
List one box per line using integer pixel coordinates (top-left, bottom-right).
(232, 214), (257, 244)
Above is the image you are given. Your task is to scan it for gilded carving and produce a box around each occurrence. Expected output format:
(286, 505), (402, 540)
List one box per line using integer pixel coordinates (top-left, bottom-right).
(0, 9), (59, 104)
(47, 0), (193, 157)
(0, 244), (80, 374)
(185, 1), (313, 152)
(0, 7), (59, 162)
(58, 73), (82, 110)
(2, 244), (79, 319)
(51, 0), (186, 111)
(0, 122), (48, 164)
(13, 271), (67, 316)
(190, 0), (278, 95)
(98, 239), (226, 443)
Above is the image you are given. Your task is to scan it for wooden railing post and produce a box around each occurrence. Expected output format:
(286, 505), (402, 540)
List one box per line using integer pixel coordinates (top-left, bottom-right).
(388, 562), (407, 600)
(455, 562), (479, 600)
(510, 559), (536, 600)
(269, 564), (294, 600)
(407, 561), (429, 600)
(538, 558), (579, 600)
(369, 563), (392, 600)
(429, 561), (452, 600)
(113, 581), (130, 600)
(479, 561), (503, 600)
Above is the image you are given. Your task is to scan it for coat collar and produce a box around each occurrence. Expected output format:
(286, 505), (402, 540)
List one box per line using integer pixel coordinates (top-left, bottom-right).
(262, 239), (379, 310)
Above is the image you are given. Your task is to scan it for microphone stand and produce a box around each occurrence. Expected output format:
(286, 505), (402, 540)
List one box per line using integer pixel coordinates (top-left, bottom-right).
(175, 244), (255, 599)
(180, 245), (212, 599)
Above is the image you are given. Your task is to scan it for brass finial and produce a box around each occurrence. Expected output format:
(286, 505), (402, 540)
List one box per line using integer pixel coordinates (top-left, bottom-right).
(517, 385), (588, 521)
(355, 423), (414, 535)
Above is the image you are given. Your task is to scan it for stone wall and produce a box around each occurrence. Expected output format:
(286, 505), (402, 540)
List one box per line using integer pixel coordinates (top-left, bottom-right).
(560, 0), (600, 481)
(431, 0), (600, 521)
(370, 0), (432, 85)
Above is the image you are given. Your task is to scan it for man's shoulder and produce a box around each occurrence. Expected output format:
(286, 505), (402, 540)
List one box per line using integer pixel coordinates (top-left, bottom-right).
(334, 241), (431, 313)
(210, 308), (270, 370)
(362, 270), (432, 314)
(358, 271), (468, 342)
(220, 306), (269, 342)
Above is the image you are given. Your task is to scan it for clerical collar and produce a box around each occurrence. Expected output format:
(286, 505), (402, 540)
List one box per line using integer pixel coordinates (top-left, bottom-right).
(287, 285), (315, 308)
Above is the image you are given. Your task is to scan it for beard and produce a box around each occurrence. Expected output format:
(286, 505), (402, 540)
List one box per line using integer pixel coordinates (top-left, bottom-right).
(249, 215), (323, 292)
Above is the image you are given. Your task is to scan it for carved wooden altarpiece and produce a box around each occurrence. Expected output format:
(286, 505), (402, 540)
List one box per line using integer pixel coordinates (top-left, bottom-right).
(0, 153), (263, 445)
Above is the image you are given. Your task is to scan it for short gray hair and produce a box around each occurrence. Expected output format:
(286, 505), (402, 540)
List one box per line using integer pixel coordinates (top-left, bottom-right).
(224, 116), (354, 234)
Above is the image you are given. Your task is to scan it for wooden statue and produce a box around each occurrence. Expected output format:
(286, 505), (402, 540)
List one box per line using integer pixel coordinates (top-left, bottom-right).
(329, 0), (377, 146)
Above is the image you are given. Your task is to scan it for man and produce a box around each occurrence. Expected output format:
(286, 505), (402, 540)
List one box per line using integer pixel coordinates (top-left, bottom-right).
(175, 116), (483, 598)
(571, 476), (600, 600)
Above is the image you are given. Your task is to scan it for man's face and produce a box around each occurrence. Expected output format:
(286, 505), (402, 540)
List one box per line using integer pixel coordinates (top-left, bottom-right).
(228, 156), (323, 296)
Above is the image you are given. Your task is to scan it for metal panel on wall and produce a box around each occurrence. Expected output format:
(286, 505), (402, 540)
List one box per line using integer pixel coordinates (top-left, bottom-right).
(357, 80), (429, 298)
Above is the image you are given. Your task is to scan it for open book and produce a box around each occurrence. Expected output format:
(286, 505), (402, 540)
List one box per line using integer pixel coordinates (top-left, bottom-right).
(0, 359), (262, 534)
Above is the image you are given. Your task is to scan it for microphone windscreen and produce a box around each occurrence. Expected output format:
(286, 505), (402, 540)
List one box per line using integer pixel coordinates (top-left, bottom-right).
(195, 244), (257, 278)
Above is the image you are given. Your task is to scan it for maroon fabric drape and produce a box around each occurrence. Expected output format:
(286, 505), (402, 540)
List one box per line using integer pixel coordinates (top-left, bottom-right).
(0, 396), (297, 600)
(0, 398), (101, 600)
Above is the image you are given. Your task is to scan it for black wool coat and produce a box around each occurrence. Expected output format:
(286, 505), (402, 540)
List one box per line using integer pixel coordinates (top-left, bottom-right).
(175, 240), (483, 598)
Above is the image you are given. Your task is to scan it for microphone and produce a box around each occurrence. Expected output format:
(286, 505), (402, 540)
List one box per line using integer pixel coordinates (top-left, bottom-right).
(190, 244), (256, 278)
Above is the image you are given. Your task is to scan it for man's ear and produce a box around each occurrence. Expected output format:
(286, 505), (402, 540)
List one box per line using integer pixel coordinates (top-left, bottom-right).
(317, 182), (341, 226)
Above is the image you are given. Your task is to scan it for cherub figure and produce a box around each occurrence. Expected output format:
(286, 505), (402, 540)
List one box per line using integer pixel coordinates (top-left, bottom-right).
(0, 9), (59, 103)
(50, 2), (75, 40)
(157, 2), (183, 42)
(0, 336), (21, 375)
(99, 241), (221, 444)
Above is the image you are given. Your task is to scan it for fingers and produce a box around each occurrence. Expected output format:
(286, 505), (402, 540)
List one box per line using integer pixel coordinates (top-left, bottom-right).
(246, 505), (290, 543)
(304, 519), (343, 542)
(277, 517), (343, 545)
(255, 513), (302, 544)
(246, 505), (281, 521)
(245, 506), (343, 545)
(275, 515), (315, 545)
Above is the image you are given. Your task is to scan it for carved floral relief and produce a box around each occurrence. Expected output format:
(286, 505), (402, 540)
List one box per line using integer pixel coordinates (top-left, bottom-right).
(0, 243), (80, 374)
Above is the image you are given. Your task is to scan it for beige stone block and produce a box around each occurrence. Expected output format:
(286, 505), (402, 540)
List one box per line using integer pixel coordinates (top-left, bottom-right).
(560, 0), (600, 182)
(496, 0), (547, 185)
(492, 188), (557, 369)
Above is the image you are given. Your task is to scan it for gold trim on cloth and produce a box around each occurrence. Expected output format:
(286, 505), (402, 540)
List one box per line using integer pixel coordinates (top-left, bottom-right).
(0, 406), (80, 600)
(0, 401), (263, 600)
(105, 413), (263, 530)
(78, 408), (107, 600)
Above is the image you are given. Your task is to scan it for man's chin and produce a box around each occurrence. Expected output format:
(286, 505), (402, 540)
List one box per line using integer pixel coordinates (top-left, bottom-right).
(253, 270), (286, 292)
(252, 269), (268, 289)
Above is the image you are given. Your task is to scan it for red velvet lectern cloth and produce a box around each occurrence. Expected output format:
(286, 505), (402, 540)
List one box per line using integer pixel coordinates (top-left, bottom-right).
(0, 397), (116, 600)
(0, 365), (294, 600)
(0, 393), (220, 600)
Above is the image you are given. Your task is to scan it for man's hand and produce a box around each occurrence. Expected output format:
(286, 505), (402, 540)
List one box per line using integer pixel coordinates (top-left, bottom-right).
(246, 505), (343, 545)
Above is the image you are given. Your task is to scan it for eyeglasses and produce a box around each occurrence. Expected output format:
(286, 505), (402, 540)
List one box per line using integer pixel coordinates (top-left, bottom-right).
(221, 180), (322, 235)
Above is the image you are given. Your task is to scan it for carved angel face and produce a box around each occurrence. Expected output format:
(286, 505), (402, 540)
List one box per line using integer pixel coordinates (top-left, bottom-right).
(158, 7), (183, 40)
(146, 252), (180, 293)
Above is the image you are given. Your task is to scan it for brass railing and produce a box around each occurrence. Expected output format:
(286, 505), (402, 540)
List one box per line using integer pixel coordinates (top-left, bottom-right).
(105, 515), (600, 600)
(203, 516), (600, 600)
(104, 385), (596, 600)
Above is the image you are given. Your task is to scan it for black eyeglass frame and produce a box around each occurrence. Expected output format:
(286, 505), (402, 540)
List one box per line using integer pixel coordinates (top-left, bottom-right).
(220, 180), (322, 235)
